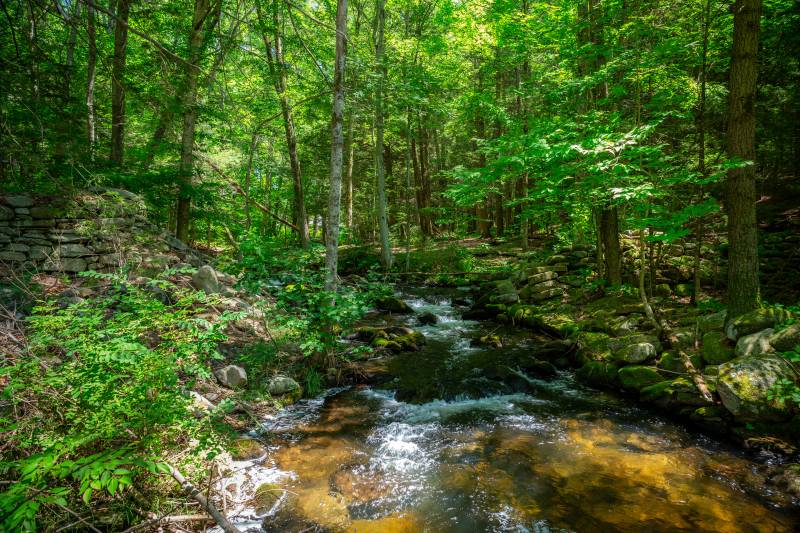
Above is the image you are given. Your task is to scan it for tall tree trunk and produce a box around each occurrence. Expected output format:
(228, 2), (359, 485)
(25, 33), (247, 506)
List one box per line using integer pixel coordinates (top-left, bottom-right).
(110, 0), (130, 166)
(258, 0), (310, 248)
(325, 0), (348, 292)
(725, 0), (762, 317)
(418, 125), (433, 236)
(244, 131), (259, 231)
(373, 0), (392, 269)
(345, 108), (355, 230)
(86, 1), (97, 157)
(175, 0), (214, 242)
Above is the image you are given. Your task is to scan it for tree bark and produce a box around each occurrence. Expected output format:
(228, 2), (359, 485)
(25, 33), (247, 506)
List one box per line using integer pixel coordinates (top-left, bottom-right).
(373, 0), (392, 269)
(600, 207), (622, 285)
(110, 0), (130, 166)
(345, 108), (355, 230)
(86, 1), (97, 157)
(725, 0), (762, 318)
(175, 0), (215, 242)
(325, 0), (348, 292)
(257, 0), (311, 248)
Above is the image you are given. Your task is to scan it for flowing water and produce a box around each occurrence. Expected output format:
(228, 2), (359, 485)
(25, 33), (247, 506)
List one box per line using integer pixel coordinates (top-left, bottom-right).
(215, 290), (799, 532)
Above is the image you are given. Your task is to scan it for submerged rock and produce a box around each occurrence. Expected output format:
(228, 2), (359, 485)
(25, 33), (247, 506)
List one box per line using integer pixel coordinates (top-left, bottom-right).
(418, 311), (439, 325)
(376, 296), (414, 314)
(717, 355), (796, 422)
(471, 335), (503, 349)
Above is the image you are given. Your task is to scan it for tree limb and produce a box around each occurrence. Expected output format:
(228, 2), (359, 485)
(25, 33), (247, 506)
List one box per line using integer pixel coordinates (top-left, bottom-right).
(167, 464), (241, 533)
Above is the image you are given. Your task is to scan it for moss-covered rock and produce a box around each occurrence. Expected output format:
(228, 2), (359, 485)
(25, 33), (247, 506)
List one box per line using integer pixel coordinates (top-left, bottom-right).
(376, 296), (414, 314)
(689, 406), (730, 434)
(717, 355), (796, 422)
(770, 324), (800, 353)
(251, 483), (283, 514)
(701, 331), (735, 365)
(698, 310), (727, 333)
(231, 437), (266, 461)
(610, 341), (658, 364)
(640, 378), (713, 408)
(574, 331), (612, 363)
(471, 335), (503, 349)
(576, 361), (620, 389)
(725, 307), (793, 341)
(618, 366), (664, 392)
(734, 328), (775, 357)
(657, 351), (702, 374)
(654, 283), (672, 297)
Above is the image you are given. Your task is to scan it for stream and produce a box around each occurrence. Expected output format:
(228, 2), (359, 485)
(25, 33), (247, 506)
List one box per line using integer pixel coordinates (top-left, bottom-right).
(214, 289), (800, 532)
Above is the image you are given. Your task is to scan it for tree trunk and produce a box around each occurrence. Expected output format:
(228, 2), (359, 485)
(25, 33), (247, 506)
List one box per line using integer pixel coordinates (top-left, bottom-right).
(374, 0), (392, 269)
(325, 0), (348, 292)
(725, 0), (762, 318)
(175, 0), (214, 242)
(86, 1), (97, 157)
(600, 207), (622, 285)
(258, 0), (311, 248)
(110, 0), (130, 166)
(345, 108), (355, 231)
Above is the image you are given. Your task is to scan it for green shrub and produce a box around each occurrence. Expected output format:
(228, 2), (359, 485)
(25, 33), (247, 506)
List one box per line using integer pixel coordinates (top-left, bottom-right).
(0, 271), (241, 531)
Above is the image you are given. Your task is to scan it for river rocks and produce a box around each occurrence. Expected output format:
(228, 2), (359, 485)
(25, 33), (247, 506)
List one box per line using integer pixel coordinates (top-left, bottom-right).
(230, 437), (266, 461)
(734, 329), (775, 357)
(575, 331), (612, 363)
(689, 405), (730, 434)
(4, 195), (33, 208)
(770, 324), (800, 352)
(214, 365), (247, 388)
(576, 361), (620, 389)
(699, 310), (727, 333)
(192, 265), (222, 294)
(717, 355), (796, 422)
(418, 311), (439, 325)
(357, 326), (426, 353)
(618, 366), (664, 392)
(701, 331), (735, 365)
(490, 279), (519, 305)
(725, 308), (793, 341)
(640, 378), (712, 408)
(267, 376), (301, 396)
(471, 335), (503, 349)
(656, 350), (702, 374)
(376, 295), (414, 313)
(250, 483), (283, 514)
(612, 341), (658, 364)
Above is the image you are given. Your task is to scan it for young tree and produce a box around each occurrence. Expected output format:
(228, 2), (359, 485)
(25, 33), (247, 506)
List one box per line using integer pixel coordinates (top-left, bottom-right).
(110, 0), (131, 166)
(374, 0), (393, 269)
(725, 0), (762, 317)
(325, 0), (349, 292)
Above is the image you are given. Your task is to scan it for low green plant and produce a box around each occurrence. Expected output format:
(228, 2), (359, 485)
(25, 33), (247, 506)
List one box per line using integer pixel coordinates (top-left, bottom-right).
(0, 271), (241, 531)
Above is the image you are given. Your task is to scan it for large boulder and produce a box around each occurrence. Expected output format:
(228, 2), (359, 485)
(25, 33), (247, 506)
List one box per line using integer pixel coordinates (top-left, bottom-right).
(618, 365), (664, 392)
(701, 331), (735, 365)
(717, 355), (796, 422)
(698, 310), (727, 333)
(725, 308), (792, 341)
(376, 296), (414, 314)
(214, 365), (247, 388)
(267, 375), (301, 396)
(734, 329), (775, 357)
(770, 324), (800, 353)
(192, 265), (221, 294)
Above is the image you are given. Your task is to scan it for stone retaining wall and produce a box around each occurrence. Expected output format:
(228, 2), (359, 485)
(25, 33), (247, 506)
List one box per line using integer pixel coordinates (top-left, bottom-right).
(0, 190), (201, 273)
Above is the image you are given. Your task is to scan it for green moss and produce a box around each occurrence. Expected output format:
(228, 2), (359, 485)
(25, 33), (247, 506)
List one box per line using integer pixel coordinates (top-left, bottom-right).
(231, 437), (265, 461)
(618, 366), (664, 391)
